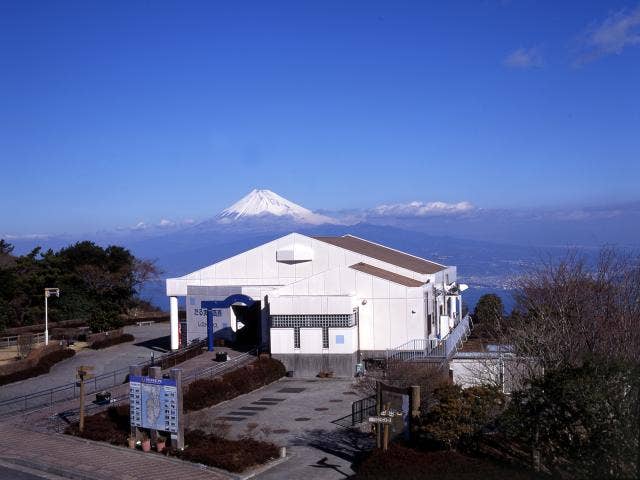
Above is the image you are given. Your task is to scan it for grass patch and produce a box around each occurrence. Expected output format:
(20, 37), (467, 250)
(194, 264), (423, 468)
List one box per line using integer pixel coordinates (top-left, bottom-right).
(90, 333), (135, 350)
(184, 357), (286, 412)
(0, 348), (75, 386)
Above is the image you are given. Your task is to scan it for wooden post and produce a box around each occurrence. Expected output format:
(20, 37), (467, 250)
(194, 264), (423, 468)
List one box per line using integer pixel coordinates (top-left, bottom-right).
(171, 368), (185, 450)
(376, 381), (382, 449)
(129, 365), (142, 442)
(409, 385), (420, 443)
(382, 403), (390, 452)
(149, 366), (161, 444)
(76, 365), (93, 434)
(78, 370), (85, 433)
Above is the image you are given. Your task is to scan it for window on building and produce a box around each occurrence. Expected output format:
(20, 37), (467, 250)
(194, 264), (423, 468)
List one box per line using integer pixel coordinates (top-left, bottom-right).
(322, 327), (329, 349)
(294, 327), (300, 349)
(270, 314), (355, 328)
(336, 335), (345, 345)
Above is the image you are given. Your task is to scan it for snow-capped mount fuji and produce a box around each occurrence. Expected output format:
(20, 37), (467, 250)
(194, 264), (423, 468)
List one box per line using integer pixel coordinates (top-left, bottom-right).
(217, 189), (336, 225)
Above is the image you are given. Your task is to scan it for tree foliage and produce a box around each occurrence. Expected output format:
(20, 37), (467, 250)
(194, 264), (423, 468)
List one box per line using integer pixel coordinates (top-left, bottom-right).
(0, 240), (159, 332)
(417, 383), (505, 450)
(500, 358), (639, 479)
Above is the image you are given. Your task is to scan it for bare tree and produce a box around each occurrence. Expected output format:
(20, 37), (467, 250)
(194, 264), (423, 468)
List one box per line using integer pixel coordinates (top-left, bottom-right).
(504, 248), (640, 373)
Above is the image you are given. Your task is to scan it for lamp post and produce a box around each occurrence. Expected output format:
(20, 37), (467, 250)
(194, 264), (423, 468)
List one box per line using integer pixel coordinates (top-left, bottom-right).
(44, 288), (60, 346)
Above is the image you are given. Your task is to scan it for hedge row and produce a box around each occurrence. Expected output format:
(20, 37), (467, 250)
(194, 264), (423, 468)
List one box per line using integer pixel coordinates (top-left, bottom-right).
(0, 348), (76, 386)
(184, 357), (286, 411)
(66, 406), (279, 473)
(65, 404), (130, 445)
(90, 333), (135, 350)
(177, 429), (279, 472)
(354, 445), (543, 480)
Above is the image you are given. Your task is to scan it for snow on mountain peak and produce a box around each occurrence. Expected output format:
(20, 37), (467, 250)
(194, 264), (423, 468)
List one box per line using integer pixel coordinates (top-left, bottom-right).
(218, 189), (335, 225)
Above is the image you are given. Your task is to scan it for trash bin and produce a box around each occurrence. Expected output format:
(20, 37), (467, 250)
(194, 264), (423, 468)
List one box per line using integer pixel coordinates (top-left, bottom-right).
(95, 391), (111, 405)
(215, 352), (228, 362)
(286, 370), (295, 378)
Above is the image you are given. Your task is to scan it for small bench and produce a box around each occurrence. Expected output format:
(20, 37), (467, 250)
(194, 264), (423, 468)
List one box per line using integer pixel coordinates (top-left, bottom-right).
(136, 321), (153, 327)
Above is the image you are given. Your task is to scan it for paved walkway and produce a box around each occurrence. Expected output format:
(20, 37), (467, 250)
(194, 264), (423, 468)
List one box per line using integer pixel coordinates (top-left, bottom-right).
(0, 423), (232, 480)
(187, 378), (374, 480)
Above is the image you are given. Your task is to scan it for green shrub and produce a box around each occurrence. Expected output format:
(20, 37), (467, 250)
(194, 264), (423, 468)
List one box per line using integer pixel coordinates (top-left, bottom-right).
(415, 383), (505, 450)
(175, 430), (279, 472)
(184, 357), (286, 411)
(500, 358), (639, 479)
(354, 445), (542, 480)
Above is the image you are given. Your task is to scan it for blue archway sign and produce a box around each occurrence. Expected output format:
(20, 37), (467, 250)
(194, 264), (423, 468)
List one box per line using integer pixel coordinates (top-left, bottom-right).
(200, 294), (255, 351)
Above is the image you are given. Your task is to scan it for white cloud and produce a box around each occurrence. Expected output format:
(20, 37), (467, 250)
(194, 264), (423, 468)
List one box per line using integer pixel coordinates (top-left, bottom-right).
(504, 47), (543, 69)
(575, 4), (640, 65)
(132, 221), (148, 231)
(371, 201), (475, 217)
(158, 219), (175, 228)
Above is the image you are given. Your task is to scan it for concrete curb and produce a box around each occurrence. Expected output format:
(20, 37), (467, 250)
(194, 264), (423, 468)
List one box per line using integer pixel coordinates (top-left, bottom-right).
(239, 452), (292, 480)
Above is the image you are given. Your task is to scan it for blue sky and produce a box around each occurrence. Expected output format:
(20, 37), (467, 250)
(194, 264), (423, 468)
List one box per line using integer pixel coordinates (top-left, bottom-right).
(1, 0), (639, 234)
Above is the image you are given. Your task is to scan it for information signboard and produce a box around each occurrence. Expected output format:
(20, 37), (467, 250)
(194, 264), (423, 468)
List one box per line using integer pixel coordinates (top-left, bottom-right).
(129, 375), (179, 433)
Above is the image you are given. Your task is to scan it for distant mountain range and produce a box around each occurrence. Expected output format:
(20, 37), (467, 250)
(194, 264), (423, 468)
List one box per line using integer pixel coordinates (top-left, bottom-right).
(4, 189), (639, 311)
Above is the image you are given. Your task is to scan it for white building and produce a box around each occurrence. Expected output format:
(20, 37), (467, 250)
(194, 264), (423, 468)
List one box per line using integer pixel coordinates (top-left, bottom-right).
(166, 233), (465, 376)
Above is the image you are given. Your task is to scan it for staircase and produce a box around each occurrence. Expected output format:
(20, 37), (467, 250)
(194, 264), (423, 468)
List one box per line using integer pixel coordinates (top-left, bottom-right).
(385, 315), (472, 362)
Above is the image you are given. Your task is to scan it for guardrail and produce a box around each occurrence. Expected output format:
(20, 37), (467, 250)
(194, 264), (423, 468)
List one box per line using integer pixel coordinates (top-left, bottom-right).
(0, 340), (207, 418)
(50, 349), (259, 431)
(385, 315), (472, 362)
(0, 332), (48, 349)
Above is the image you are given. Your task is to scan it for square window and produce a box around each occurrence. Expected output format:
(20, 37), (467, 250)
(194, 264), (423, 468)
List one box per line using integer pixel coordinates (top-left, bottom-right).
(336, 335), (345, 345)
(189, 297), (195, 306)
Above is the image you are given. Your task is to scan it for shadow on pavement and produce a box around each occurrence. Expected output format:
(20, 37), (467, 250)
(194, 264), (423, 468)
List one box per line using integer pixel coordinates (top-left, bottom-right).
(134, 335), (171, 353)
(292, 427), (374, 476)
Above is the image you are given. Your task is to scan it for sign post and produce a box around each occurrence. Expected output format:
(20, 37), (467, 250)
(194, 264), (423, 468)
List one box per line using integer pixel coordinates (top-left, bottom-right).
(129, 366), (184, 450)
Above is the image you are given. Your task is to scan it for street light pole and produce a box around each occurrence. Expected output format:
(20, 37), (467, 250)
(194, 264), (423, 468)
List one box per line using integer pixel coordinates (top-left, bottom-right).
(44, 288), (60, 346)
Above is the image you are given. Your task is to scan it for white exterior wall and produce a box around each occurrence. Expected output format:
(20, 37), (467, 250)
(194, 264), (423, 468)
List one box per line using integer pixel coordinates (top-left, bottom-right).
(299, 328), (323, 354)
(270, 328), (295, 354)
(328, 327), (357, 354)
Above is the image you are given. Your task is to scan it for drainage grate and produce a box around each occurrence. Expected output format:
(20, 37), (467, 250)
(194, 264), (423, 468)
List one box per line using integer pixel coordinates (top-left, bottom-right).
(295, 417), (311, 422)
(229, 411), (257, 416)
(277, 388), (306, 393)
(329, 399), (343, 403)
(314, 407), (329, 411)
(240, 406), (267, 411)
(259, 397), (286, 402)
(342, 391), (358, 395)
(252, 401), (278, 405)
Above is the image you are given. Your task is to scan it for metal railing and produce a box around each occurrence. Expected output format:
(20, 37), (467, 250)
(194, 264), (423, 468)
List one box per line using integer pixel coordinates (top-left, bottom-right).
(351, 395), (377, 426)
(385, 315), (472, 362)
(0, 340), (206, 418)
(0, 332), (48, 349)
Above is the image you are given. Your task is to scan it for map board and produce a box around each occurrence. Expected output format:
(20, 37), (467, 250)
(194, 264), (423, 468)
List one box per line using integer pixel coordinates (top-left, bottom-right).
(129, 375), (179, 433)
